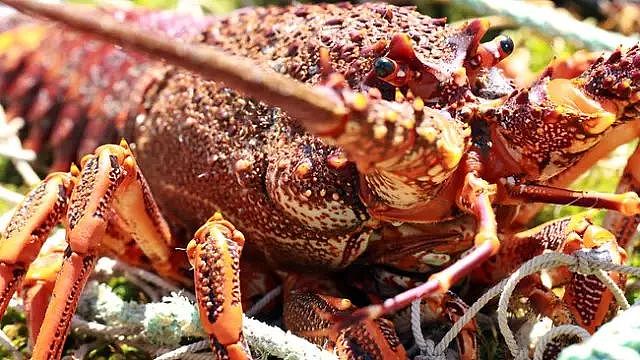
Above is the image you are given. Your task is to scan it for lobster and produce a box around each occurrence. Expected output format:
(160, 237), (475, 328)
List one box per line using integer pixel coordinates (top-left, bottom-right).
(0, 0), (637, 359)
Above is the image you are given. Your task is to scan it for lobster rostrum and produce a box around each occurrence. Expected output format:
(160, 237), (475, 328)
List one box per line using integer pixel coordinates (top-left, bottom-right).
(0, 1), (637, 359)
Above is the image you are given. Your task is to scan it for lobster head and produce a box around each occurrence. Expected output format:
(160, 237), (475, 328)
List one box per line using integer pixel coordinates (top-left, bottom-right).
(362, 18), (513, 103)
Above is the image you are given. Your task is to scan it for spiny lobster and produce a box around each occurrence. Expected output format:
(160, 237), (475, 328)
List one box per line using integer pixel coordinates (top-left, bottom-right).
(0, 1), (637, 359)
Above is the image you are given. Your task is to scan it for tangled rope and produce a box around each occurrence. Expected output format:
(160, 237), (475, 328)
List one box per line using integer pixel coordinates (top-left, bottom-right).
(64, 281), (337, 359)
(153, 286), (283, 360)
(410, 250), (640, 360)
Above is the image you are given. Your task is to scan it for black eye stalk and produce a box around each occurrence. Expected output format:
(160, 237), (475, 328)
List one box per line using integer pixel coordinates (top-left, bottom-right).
(374, 57), (397, 79)
(499, 36), (514, 56)
(469, 35), (515, 69)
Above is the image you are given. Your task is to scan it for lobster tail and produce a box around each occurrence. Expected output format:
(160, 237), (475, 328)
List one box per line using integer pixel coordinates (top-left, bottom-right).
(0, 7), (213, 170)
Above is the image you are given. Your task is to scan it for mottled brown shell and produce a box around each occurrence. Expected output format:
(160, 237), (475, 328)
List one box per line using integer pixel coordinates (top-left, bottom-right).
(133, 3), (479, 270)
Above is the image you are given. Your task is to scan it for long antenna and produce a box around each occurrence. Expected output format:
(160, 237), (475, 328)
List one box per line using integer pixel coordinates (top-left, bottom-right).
(0, 0), (346, 134)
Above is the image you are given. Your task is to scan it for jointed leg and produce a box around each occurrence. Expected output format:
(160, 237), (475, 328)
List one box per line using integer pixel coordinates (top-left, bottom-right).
(604, 142), (640, 248)
(0, 170), (76, 319)
(19, 233), (66, 348)
(35, 141), (188, 358)
(283, 273), (407, 360)
(0, 140), (188, 359)
(476, 213), (626, 334)
(187, 213), (251, 360)
(338, 150), (501, 327)
(501, 180), (640, 216)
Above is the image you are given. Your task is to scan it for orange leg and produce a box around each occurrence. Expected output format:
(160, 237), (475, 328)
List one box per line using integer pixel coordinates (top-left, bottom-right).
(0, 170), (76, 323)
(186, 213), (251, 360)
(604, 142), (640, 249)
(476, 213), (626, 334)
(19, 233), (66, 348)
(0, 140), (190, 359)
(17, 214), (154, 349)
(32, 140), (192, 359)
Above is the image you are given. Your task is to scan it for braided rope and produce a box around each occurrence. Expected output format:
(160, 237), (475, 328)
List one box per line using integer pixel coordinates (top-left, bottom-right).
(532, 325), (590, 360)
(409, 250), (640, 360)
(155, 285), (284, 360)
(153, 340), (210, 360)
(411, 299), (428, 354)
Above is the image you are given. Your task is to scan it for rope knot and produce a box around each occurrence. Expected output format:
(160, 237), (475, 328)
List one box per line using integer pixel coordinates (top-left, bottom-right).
(414, 339), (446, 360)
(569, 249), (606, 275)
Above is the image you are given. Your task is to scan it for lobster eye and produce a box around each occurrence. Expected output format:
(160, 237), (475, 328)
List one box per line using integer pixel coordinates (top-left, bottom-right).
(374, 57), (396, 78)
(499, 36), (514, 55)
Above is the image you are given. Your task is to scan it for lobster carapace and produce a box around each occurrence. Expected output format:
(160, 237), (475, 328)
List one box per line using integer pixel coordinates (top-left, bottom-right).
(0, 1), (637, 359)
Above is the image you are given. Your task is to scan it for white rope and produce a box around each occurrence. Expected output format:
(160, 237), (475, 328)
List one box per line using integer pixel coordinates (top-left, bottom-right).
(67, 282), (337, 359)
(532, 325), (590, 360)
(154, 285), (285, 360)
(71, 316), (142, 338)
(497, 251), (639, 359)
(153, 340), (210, 360)
(112, 260), (195, 301)
(156, 285), (285, 360)
(407, 250), (640, 360)
(411, 299), (427, 353)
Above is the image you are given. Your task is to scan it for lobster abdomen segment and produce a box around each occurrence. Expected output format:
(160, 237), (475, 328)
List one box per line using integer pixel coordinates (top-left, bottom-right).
(0, 8), (212, 170)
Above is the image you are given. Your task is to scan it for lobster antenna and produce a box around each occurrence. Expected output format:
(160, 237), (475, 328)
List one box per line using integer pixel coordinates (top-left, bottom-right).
(0, 0), (346, 133)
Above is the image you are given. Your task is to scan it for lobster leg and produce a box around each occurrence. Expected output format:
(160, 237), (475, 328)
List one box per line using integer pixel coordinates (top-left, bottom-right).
(501, 181), (640, 216)
(29, 140), (187, 359)
(16, 211), (162, 349)
(0, 171), (76, 321)
(186, 213), (251, 360)
(19, 233), (66, 348)
(456, 150), (500, 258)
(603, 142), (640, 248)
(283, 273), (407, 360)
(475, 213), (626, 334)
